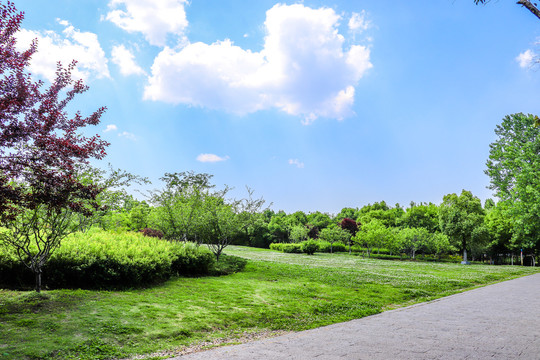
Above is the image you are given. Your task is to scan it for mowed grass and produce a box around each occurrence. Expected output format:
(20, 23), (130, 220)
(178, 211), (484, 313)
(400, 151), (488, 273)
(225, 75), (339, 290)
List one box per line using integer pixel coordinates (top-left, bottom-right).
(1, 246), (539, 360)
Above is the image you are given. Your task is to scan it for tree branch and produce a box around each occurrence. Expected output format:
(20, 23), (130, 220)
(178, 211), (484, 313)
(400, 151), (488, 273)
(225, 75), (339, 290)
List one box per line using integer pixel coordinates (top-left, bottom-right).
(517, 0), (540, 20)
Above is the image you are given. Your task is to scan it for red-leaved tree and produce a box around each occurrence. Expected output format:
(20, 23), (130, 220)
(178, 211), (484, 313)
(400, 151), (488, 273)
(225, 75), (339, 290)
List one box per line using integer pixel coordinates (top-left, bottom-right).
(0, 1), (109, 291)
(339, 217), (360, 254)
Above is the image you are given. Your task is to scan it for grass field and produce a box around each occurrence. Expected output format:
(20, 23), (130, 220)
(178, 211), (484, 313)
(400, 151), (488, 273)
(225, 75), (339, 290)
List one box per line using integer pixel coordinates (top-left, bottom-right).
(1, 246), (538, 360)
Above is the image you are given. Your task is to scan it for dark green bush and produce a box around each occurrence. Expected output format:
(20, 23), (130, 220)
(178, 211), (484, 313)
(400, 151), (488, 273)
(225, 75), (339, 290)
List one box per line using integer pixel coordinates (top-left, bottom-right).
(301, 240), (318, 255)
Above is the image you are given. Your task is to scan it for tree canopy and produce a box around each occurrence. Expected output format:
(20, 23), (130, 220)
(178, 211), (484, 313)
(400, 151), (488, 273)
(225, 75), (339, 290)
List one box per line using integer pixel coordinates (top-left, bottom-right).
(485, 113), (540, 254)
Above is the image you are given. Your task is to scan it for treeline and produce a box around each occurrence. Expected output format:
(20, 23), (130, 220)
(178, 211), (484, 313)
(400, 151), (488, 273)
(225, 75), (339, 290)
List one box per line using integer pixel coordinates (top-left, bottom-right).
(90, 167), (537, 265)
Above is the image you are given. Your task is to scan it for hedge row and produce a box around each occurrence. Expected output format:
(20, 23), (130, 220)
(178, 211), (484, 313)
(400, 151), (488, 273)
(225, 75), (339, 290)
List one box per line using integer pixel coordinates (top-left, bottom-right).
(269, 241), (461, 262)
(0, 229), (216, 290)
(269, 240), (348, 254)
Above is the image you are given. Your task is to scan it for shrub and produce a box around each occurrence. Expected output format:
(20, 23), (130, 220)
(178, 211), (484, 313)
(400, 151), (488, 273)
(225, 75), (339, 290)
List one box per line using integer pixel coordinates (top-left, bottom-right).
(0, 229), (216, 290)
(301, 240), (318, 255)
(315, 241), (347, 253)
(140, 228), (164, 239)
(269, 243), (303, 253)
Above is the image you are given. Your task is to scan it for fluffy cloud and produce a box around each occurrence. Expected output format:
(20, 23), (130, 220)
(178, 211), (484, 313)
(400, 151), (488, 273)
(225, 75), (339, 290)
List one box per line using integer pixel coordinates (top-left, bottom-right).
(16, 19), (109, 82)
(288, 159), (304, 168)
(112, 45), (146, 76)
(516, 49), (536, 68)
(196, 154), (229, 163)
(144, 4), (372, 122)
(105, 0), (189, 46)
(103, 124), (118, 132)
(348, 11), (370, 32)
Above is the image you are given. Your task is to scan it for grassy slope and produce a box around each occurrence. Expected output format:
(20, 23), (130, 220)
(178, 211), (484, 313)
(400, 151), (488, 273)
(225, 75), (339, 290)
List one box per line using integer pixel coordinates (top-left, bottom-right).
(1, 246), (538, 360)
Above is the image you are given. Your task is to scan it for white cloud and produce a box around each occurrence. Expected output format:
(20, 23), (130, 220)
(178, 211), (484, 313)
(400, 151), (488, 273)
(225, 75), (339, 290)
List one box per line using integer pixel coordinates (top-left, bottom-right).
(118, 131), (137, 141)
(144, 4), (372, 122)
(516, 49), (536, 68)
(16, 19), (109, 82)
(288, 159), (304, 168)
(104, 124), (118, 132)
(105, 0), (189, 47)
(196, 154), (229, 163)
(348, 11), (370, 32)
(112, 44), (146, 76)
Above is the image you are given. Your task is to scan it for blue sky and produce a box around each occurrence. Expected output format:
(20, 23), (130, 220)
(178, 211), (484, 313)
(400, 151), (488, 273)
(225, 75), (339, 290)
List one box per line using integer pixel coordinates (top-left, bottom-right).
(11, 0), (540, 214)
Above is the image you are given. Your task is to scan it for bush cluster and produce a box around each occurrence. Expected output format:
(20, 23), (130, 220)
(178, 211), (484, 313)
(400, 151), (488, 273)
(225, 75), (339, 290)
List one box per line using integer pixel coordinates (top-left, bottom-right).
(0, 229), (216, 290)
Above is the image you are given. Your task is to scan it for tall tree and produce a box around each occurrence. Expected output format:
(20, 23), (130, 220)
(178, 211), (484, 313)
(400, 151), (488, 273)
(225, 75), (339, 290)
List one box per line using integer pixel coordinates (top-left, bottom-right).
(439, 190), (486, 263)
(485, 113), (540, 260)
(0, 2), (108, 291)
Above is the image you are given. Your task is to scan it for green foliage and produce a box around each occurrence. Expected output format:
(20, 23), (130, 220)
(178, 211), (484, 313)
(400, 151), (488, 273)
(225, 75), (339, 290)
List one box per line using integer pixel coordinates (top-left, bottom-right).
(0, 230), (216, 289)
(439, 190), (487, 261)
(269, 243), (303, 253)
(289, 225), (309, 243)
(486, 113), (540, 254)
(318, 226), (349, 252)
(314, 240), (347, 253)
(399, 202), (440, 233)
(396, 227), (430, 259)
(354, 220), (395, 256)
(301, 240), (319, 255)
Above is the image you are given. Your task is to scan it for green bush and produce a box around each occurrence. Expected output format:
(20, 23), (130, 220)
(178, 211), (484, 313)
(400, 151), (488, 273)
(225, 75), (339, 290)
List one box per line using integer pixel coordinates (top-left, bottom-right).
(0, 229), (216, 290)
(301, 240), (318, 255)
(269, 243), (303, 253)
(315, 241), (347, 253)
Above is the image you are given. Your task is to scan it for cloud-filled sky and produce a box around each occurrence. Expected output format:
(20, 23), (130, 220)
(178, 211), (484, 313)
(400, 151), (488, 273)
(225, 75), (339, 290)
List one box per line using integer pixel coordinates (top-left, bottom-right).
(11, 0), (540, 213)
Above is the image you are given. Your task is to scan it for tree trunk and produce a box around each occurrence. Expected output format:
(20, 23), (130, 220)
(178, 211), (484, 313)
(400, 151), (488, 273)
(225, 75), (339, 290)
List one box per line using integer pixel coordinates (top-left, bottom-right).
(461, 249), (470, 264)
(35, 269), (42, 293)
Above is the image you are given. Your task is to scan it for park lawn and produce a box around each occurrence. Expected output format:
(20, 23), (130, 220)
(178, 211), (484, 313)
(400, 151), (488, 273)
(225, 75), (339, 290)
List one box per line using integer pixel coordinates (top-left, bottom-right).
(0, 246), (538, 360)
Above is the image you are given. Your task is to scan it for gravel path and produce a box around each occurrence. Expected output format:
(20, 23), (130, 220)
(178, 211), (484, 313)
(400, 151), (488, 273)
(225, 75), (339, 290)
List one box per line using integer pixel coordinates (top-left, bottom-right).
(169, 273), (540, 359)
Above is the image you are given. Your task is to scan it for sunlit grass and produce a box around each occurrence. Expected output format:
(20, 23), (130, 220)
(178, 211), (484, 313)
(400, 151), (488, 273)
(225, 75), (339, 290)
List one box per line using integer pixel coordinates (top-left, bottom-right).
(0, 246), (538, 359)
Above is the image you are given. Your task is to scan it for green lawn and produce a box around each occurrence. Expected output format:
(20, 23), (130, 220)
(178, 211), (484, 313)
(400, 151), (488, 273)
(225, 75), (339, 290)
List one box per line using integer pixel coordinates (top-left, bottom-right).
(1, 246), (538, 360)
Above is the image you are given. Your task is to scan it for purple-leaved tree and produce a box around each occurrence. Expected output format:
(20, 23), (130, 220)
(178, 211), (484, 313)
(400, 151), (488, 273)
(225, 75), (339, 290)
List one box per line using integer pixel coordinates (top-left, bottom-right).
(0, 1), (109, 291)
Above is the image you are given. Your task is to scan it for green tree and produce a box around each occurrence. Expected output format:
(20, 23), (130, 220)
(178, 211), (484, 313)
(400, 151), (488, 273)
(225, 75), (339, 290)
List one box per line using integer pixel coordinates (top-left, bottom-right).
(318, 225), (349, 253)
(289, 225), (309, 243)
(354, 219), (393, 257)
(425, 232), (453, 259)
(150, 172), (212, 241)
(400, 202), (440, 233)
(396, 227), (430, 259)
(199, 192), (241, 261)
(484, 202), (514, 260)
(485, 113), (540, 262)
(439, 190), (486, 263)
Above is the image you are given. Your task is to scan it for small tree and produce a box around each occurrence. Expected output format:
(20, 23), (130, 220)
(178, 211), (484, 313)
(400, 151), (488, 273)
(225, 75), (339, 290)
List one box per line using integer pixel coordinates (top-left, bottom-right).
(0, 2), (108, 291)
(289, 225), (309, 243)
(396, 227), (430, 260)
(319, 225), (350, 253)
(355, 219), (392, 257)
(199, 191), (241, 261)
